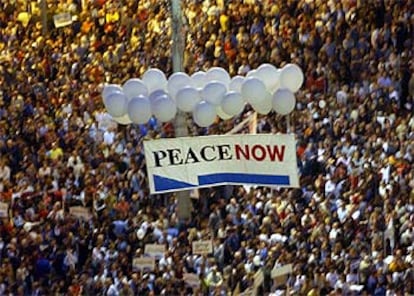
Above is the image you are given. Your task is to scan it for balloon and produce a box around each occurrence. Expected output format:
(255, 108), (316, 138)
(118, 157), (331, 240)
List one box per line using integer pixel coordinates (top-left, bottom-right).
(221, 91), (245, 116)
(142, 68), (168, 92)
(256, 63), (280, 92)
(216, 106), (233, 120)
(112, 114), (132, 125)
(128, 95), (152, 124)
(241, 77), (268, 105)
(272, 88), (296, 115)
(151, 94), (177, 122)
(149, 89), (167, 110)
(175, 86), (201, 112)
(201, 81), (227, 105)
(319, 100), (327, 109)
(270, 69), (282, 92)
(251, 92), (273, 115)
(122, 78), (148, 100)
(279, 63), (304, 92)
(167, 72), (193, 100)
(149, 89), (167, 102)
(104, 92), (128, 117)
(193, 101), (217, 127)
(206, 67), (231, 86)
(102, 84), (122, 101)
(246, 70), (258, 78)
(229, 76), (245, 93)
(191, 71), (208, 90)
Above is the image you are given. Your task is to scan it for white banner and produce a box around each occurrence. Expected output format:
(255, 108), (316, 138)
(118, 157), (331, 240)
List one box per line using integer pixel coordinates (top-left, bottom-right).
(144, 134), (299, 194)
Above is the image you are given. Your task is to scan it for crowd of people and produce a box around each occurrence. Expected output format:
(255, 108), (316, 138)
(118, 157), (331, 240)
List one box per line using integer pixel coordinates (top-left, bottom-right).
(0, 0), (413, 295)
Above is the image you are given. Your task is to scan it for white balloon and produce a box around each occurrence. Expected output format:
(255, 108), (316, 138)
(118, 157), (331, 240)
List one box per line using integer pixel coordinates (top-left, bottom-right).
(256, 63), (280, 92)
(175, 86), (201, 112)
(151, 94), (177, 122)
(319, 100), (327, 109)
(102, 84), (122, 101)
(142, 68), (168, 92)
(269, 69), (282, 93)
(216, 106), (233, 120)
(167, 72), (193, 100)
(149, 89), (167, 110)
(112, 114), (132, 125)
(221, 91), (245, 116)
(201, 81), (227, 105)
(104, 92), (128, 117)
(128, 95), (152, 124)
(122, 78), (148, 100)
(272, 88), (296, 115)
(149, 89), (167, 102)
(191, 71), (208, 90)
(246, 70), (258, 78)
(206, 67), (231, 86)
(250, 91), (272, 115)
(229, 76), (245, 93)
(279, 63), (304, 92)
(193, 101), (217, 127)
(241, 77), (268, 105)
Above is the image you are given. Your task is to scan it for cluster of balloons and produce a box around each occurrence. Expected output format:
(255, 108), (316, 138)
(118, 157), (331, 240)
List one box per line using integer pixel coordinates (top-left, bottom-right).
(102, 63), (303, 127)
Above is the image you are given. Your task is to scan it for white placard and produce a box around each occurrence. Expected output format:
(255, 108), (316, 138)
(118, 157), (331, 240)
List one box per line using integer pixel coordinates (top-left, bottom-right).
(271, 264), (293, 279)
(69, 206), (92, 221)
(53, 12), (73, 28)
(144, 244), (166, 259)
(0, 202), (8, 218)
(192, 240), (213, 255)
(144, 134), (299, 194)
(132, 257), (155, 271)
(183, 273), (200, 288)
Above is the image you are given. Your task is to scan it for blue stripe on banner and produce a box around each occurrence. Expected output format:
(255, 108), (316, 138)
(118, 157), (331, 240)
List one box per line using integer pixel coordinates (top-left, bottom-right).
(198, 173), (290, 186)
(153, 175), (195, 191)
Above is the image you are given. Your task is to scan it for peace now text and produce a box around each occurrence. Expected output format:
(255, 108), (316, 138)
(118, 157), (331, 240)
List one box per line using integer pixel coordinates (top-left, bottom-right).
(152, 143), (286, 167)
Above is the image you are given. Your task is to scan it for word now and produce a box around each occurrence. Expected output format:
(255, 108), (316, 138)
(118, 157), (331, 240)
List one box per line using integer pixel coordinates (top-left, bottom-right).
(152, 144), (285, 167)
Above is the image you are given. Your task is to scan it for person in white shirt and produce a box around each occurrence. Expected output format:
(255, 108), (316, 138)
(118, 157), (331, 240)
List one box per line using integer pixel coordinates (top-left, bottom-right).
(106, 277), (119, 296)
(38, 161), (51, 178)
(329, 222), (341, 243)
(103, 128), (115, 146)
(326, 268), (339, 288)
(337, 202), (349, 224)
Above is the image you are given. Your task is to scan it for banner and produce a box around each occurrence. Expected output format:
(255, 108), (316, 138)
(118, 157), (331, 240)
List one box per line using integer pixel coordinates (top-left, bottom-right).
(192, 240), (213, 255)
(144, 134), (299, 194)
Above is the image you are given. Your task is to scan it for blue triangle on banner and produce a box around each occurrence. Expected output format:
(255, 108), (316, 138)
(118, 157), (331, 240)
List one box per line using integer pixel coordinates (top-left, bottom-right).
(153, 174), (195, 192)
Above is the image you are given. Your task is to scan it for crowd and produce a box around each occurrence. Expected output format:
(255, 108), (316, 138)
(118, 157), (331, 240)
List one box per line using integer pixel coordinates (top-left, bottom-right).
(0, 0), (413, 295)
